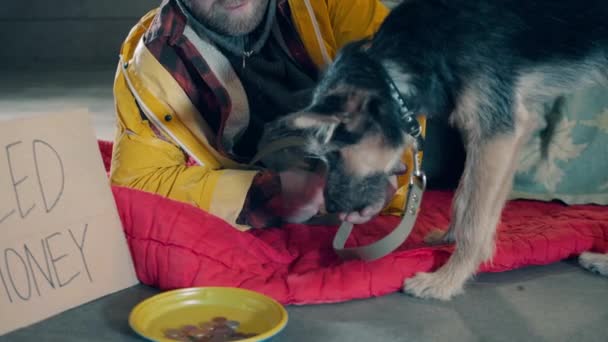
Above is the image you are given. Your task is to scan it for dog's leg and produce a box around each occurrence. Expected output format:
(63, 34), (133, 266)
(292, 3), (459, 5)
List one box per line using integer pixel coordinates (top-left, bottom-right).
(579, 252), (608, 276)
(404, 90), (535, 300)
(423, 136), (524, 247)
(404, 135), (520, 299)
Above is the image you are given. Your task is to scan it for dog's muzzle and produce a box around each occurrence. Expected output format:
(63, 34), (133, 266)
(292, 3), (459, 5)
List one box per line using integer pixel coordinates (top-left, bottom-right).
(249, 133), (427, 262)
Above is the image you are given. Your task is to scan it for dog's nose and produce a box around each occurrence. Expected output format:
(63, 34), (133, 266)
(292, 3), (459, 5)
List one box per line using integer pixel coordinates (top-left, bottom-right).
(324, 196), (354, 214)
(324, 198), (341, 213)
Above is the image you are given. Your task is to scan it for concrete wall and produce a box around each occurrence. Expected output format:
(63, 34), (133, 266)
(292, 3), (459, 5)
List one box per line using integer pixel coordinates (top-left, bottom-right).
(0, 0), (154, 70)
(0, 0), (401, 70)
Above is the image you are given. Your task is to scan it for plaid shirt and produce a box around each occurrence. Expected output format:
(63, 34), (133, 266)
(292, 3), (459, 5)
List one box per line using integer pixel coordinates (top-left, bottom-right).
(142, 0), (319, 228)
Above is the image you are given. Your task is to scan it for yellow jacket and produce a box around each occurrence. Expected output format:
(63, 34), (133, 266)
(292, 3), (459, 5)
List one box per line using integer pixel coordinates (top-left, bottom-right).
(111, 0), (424, 230)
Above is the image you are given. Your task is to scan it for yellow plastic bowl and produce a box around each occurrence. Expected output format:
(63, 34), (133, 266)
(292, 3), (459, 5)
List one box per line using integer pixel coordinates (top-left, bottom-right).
(129, 287), (288, 342)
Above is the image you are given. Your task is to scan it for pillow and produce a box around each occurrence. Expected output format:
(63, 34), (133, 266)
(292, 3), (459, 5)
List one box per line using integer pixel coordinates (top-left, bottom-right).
(511, 84), (608, 205)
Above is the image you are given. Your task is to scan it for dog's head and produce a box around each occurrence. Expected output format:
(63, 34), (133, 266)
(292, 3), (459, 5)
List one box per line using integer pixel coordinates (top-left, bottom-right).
(259, 41), (416, 213)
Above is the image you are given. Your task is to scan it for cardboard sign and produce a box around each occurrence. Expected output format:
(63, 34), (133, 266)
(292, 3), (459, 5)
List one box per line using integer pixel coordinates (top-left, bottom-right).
(0, 111), (138, 336)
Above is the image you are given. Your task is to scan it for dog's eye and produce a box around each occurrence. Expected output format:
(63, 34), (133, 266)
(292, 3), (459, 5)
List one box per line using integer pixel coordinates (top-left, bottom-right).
(366, 98), (382, 117)
(323, 95), (347, 110)
(310, 94), (345, 114)
(340, 111), (353, 120)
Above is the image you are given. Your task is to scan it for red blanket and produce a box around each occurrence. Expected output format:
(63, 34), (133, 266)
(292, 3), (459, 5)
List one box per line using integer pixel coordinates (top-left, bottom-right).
(99, 141), (608, 304)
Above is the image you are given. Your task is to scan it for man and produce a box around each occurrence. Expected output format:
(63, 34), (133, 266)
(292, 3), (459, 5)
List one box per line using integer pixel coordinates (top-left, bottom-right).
(110, 0), (418, 230)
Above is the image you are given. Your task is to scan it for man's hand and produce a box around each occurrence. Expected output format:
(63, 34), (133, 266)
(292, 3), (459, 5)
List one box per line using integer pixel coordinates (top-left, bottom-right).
(337, 162), (406, 224)
(279, 162), (405, 225)
(337, 174), (399, 224)
(279, 168), (326, 223)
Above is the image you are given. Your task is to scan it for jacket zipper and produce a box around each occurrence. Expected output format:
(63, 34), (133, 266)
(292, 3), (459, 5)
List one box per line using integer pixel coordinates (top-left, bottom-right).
(242, 50), (253, 68)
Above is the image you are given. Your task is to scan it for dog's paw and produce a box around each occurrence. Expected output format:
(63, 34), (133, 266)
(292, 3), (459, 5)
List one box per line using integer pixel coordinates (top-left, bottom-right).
(579, 252), (608, 276)
(423, 229), (454, 245)
(403, 271), (464, 300)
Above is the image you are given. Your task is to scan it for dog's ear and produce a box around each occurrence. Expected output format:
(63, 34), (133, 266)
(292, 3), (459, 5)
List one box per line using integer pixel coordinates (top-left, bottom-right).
(290, 91), (374, 145)
(290, 112), (341, 144)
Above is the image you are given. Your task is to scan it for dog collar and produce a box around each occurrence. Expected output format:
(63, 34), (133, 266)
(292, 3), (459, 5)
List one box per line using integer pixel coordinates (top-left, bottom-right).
(383, 69), (425, 150)
(358, 39), (423, 144)
(388, 79), (420, 137)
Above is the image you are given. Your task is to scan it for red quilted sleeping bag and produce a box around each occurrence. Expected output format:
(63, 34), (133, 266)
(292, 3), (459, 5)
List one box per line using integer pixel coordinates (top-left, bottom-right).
(99, 141), (608, 305)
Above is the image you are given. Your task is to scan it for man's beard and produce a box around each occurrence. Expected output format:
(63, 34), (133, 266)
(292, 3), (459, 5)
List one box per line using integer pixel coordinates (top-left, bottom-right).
(191, 0), (270, 36)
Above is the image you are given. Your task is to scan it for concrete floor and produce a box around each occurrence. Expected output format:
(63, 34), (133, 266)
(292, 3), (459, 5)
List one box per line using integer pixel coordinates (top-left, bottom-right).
(0, 68), (117, 140)
(1, 69), (607, 342)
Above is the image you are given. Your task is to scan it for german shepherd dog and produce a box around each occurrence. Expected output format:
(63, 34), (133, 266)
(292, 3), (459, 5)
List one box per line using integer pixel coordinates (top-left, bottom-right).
(258, 0), (608, 299)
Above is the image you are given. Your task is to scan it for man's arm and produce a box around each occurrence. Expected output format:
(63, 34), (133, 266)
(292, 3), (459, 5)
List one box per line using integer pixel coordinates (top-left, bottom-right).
(327, 0), (390, 49)
(110, 54), (282, 230)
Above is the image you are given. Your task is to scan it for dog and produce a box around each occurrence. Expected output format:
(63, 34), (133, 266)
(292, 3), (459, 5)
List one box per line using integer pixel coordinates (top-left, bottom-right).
(258, 0), (608, 299)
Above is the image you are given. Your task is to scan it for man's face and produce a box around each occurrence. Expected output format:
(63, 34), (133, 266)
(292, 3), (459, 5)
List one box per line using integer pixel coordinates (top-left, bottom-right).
(190, 0), (270, 36)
